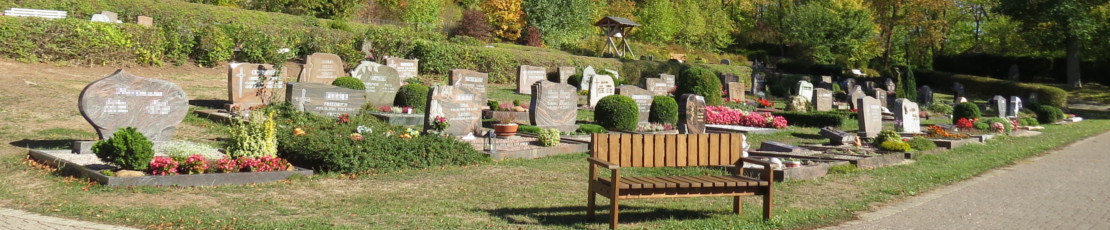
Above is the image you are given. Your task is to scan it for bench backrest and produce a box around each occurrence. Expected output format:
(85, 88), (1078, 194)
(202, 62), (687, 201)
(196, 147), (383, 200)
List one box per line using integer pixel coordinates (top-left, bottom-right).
(4, 8), (67, 19)
(591, 133), (745, 168)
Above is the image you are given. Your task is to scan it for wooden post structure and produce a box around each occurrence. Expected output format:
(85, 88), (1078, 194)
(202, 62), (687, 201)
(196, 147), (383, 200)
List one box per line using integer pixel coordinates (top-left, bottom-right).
(595, 16), (639, 58)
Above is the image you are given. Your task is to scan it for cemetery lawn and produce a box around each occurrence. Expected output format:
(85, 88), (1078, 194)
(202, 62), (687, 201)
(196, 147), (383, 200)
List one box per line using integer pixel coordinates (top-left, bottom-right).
(2, 60), (1110, 229)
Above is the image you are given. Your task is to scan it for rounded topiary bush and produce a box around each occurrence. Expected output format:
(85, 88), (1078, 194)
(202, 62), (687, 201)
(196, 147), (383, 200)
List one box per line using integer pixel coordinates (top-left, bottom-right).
(649, 96), (678, 125)
(952, 102), (981, 123)
(92, 127), (154, 171)
(974, 117), (1013, 133)
(879, 140), (912, 152)
(873, 130), (901, 145)
(594, 95), (640, 131)
(394, 84), (429, 112)
(907, 137), (937, 151)
(1030, 103), (1064, 124)
(331, 76), (365, 90)
(675, 67), (723, 105)
(567, 73), (583, 90)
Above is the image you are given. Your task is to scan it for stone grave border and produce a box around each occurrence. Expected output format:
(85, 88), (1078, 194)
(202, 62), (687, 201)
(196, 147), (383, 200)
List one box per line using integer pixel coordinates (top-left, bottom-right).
(484, 134), (589, 160)
(369, 112), (426, 126)
(29, 149), (313, 187)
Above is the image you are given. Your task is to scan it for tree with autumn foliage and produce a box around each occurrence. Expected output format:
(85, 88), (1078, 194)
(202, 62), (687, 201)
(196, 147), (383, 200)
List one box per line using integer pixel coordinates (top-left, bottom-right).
(483, 0), (528, 42)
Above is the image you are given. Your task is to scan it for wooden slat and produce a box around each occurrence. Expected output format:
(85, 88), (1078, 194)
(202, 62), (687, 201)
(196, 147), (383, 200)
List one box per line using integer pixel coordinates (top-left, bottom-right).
(698, 134), (709, 166)
(654, 135), (665, 167)
(631, 134), (643, 167)
(670, 176), (703, 188)
(665, 135), (676, 167)
(621, 177), (645, 189)
(686, 135), (698, 166)
(642, 134), (655, 167)
(658, 177), (691, 188)
(719, 134), (731, 166)
(709, 134), (720, 166)
(620, 134), (632, 167)
(732, 134), (743, 163)
(676, 135), (688, 167)
(640, 177), (674, 188)
(711, 176), (740, 187)
(700, 175), (729, 187)
(608, 134), (621, 164)
(594, 134), (607, 159)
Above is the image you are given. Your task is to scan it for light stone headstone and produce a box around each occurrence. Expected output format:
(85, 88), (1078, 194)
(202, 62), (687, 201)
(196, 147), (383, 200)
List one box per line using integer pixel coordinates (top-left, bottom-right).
(604, 69), (620, 80)
(385, 57), (419, 84)
(991, 95), (1007, 117)
(728, 82), (745, 102)
(100, 11), (118, 22)
(617, 85), (653, 125)
(814, 88), (833, 111)
(645, 78), (670, 96)
(845, 78), (857, 93)
(819, 75), (834, 90)
(957, 97), (969, 104)
(678, 94), (707, 134)
(79, 70), (189, 141)
(350, 61), (400, 108)
(918, 85), (933, 105)
(857, 96), (882, 138)
(228, 63), (285, 108)
(286, 82), (366, 117)
(558, 66), (576, 84)
(894, 99), (920, 133)
(850, 90), (866, 110)
(299, 53), (345, 84)
(588, 74), (615, 108)
(660, 74), (676, 87)
(136, 16), (153, 27)
(873, 88), (887, 108)
(90, 14), (111, 23)
(449, 69), (488, 105)
(530, 81), (579, 133)
(579, 66), (597, 90)
(797, 80), (814, 100)
(517, 65), (546, 94)
(425, 85), (482, 136)
(1008, 96), (1022, 117)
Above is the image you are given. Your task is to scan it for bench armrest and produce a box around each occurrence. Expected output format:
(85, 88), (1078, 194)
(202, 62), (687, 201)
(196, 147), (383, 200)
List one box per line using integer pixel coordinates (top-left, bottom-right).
(735, 157), (774, 182)
(739, 157), (772, 168)
(587, 157), (620, 170)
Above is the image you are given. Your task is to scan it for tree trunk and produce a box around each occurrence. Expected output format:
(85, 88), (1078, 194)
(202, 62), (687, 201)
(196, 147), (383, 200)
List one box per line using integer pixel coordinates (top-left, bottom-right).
(1066, 35), (1082, 88)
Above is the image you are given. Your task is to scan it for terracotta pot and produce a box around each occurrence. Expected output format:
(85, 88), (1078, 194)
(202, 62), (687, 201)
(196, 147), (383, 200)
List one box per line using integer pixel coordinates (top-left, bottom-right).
(785, 161), (801, 168)
(494, 124), (518, 137)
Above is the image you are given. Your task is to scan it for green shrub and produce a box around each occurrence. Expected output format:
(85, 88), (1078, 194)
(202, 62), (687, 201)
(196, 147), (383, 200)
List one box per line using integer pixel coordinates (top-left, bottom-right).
(772, 111), (846, 127)
(192, 25), (234, 67)
(675, 67), (723, 105)
(512, 99), (521, 106)
(394, 84), (430, 111)
(831, 82), (841, 93)
(913, 70), (1068, 107)
(567, 73), (584, 90)
(594, 95), (640, 131)
(225, 110), (278, 159)
(576, 124), (606, 134)
(974, 117), (1014, 133)
(648, 96), (678, 125)
(1029, 103), (1064, 124)
(879, 140), (912, 152)
(953, 102), (981, 123)
(537, 128), (560, 147)
(1018, 117), (1040, 126)
(904, 66), (918, 101)
(906, 137), (937, 151)
(92, 127), (155, 171)
(487, 101), (500, 110)
(873, 130), (902, 145)
(331, 77), (365, 90)
(926, 103), (953, 115)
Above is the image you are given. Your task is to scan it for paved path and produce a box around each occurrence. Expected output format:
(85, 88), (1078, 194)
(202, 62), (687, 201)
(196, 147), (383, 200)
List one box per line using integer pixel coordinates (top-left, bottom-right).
(0, 207), (136, 230)
(825, 130), (1110, 230)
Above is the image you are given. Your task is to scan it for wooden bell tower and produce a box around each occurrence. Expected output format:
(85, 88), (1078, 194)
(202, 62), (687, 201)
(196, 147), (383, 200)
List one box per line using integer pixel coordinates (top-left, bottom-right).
(595, 16), (639, 58)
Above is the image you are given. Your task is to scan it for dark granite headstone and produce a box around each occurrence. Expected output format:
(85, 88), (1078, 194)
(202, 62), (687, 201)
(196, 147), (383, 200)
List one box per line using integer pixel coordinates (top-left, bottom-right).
(918, 85), (933, 105)
(760, 141), (804, 152)
(752, 74), (765, 96)
(588, 74), (615, 108)
(558, 66), (576, 84)
(720, 74), (739, 85)
(894, 98), (920, 133)
(678, 94), (707, 134)
(79, 70), (188, 141)
(814, 88), (833, 111)
(991, 95), (1007, 117)
(449, 69), (488, 104)
(350, 61), (400, 108)
(228, 63), (285, 108)
(517, 65), (546, 94)
(385, 57), (419, 84)
(720, 59), (731, 65)
(819, 127), (855, 145)
(845, 78), (857, 93)
(857, 96), (882, 138)
(728, 82), (745, 102)
(530, 81), (579, 132)
(299, 53), (345, 84)
(1008, 96), (1022, 117)
(617, 85), (653, 125)
(286, 82), (366, 117)
(952, 82), (965, 100)
(425, 85), (482, 135)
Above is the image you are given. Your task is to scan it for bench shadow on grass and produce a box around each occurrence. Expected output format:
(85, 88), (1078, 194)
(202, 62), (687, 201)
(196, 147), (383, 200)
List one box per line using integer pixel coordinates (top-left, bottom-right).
(477, 205), (712, 228)
(10, 139), (79, 150)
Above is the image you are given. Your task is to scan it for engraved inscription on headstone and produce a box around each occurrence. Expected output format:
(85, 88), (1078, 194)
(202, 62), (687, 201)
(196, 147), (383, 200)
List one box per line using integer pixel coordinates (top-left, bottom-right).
(350, 61), (400, 108)
(228, 63), (285, 108)
(645, 78), (669, 96)
(617, 85), (654, 125)
(385, 57), (419, 84)
(873, 88), (887, 108)
(797, 80), (814, 100)
(425, 85), (483, 136)
(894, 98), (920, 133)
(678, 94), (707, 134)
(449, 69), (488, 104)
(814, 88), (833, 111)
(530, 81), (579, 132)
(1007, 96), (1022, 117)
(558, 66), (576, 84)
(588, 75), (615, 108)
(991, 95), (1007, 117)
(286, 82), (366, 117)
(857, 96), (882, 138)
(517, 65), (546, 94)
(79, 70), (189, 141)
(728, 82), (745, 102)
(299, 53), (345, 84)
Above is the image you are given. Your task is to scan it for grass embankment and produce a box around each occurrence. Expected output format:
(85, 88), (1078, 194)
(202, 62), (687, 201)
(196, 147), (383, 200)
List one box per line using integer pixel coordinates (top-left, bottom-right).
(1, 108), (1107, 229)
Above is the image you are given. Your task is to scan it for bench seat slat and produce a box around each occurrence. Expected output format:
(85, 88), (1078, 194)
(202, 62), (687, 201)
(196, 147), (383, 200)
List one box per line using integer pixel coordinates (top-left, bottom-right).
(601, 175), (767, 190)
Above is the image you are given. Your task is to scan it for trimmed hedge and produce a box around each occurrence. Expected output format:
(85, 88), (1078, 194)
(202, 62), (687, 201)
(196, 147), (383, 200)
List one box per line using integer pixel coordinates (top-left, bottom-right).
(649, 96), (678, 125)
(331, 77), (365, 90)
(953, 102), (981, 123)
(675, 67), (723, 106)
(1028, 103), (1065, 124)
(594, 95), (640, 131)
(394, 84), (429, 111)
(771, 111), (847, 128)
(914, 70), (1068, 108)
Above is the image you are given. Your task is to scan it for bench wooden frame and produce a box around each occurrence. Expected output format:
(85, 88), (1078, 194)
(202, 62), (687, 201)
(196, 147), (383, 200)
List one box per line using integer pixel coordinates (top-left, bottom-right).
(587, 133), (773, 229)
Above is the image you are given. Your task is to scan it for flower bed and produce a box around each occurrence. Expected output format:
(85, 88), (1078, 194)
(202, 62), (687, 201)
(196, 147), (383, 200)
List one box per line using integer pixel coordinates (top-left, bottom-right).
(705, 105), (788, 129)
(28, 149), (313, 187)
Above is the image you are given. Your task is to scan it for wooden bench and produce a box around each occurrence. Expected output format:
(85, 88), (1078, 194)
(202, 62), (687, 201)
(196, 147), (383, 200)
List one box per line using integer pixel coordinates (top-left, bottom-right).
(587, 133), (773, 229)
(3, 8), (67, 19)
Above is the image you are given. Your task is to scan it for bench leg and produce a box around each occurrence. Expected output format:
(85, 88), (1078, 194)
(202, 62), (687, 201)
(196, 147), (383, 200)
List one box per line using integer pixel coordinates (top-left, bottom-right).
(610, 197), (619, 230)
(733, 196), (743, 214)
(587, 190), (596, 220)
(762, 193), (772, 220)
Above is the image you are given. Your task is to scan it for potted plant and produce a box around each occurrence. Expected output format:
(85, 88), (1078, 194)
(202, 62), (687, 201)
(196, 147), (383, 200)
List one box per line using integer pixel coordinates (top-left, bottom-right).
(784, 158), (802, 168)
(493, 112), (518, 137)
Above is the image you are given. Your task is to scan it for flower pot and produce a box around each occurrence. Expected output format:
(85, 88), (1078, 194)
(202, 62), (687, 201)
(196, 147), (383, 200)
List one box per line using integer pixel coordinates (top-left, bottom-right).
(785, 161), (801, 168)
(494, 124), (518, 137)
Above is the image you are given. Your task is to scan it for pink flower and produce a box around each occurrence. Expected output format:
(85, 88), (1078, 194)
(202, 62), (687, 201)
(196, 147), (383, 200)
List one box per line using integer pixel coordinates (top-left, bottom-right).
(217, 158), (240, 173)
(182, 154), (208, 174)
(149, 156), (179, 176)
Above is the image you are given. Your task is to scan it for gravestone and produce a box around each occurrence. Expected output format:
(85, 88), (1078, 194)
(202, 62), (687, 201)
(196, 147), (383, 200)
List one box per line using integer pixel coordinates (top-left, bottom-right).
(517, 65), (546, 94)
(814, 88), (833, 111)
(616, 85), (653, 125)
(587, 74), (615, 108)
(425, 85), (483, 135)
(820, 127), (855, 145)
(819, 75), (834, 90)
(385, 57), (419, 84)
(885, 78), (897, 93)
(894, 98), (921, 133)
(850, 90), (866, 110)
(991, 95), (1007, 117)
(1009, 64), (1020, 81)
(760, 141), (803, 153)
(720, 74), (739, 85)
(660, 74), (676, 87)
(797, 80), (814, 100)
(530, 81), (579, 132)
(720, 59), (731, 65)
(873, 88), (887, 108)
(918, 85), (933, 105)
(678, 94), (707, 134)
(845, 78), (857, 93)
(558, 66), (576, 84)
(604, 69), (620, 80)
(857, 96), (882, 138)
(645, 78), (670, 96)
(79, 70), (189, 141)
(227, 63), (285, 108)
(299, 53), (345, 84)
(136, 16), (153, 27)
(728, 82), (745, 102)
(787, 95), (809, 112)
(100, 11), (118, 22)
(286, 82), (366, 117)
(952, 82), (965, 100)
(449, 69), (488, 105)
(90, 14), (112, 23)
(350, 61), (400, 108)
(1008, 96), (1022, 117)
(956, 97), (969, 104)
(752, 73), (765, 97)
(865, 81), (876, 92)
(579, 66), (597, 90)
